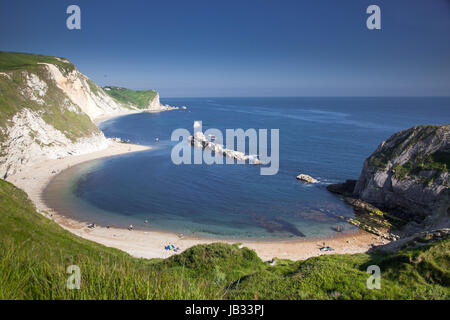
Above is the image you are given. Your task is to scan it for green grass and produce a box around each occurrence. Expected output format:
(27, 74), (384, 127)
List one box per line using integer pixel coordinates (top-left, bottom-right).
(103, 86), (157, 109)
(0, 179), (224, 299)
(0, 179), (448, 300)
(228, 244), (450, 299)
(0, 51), (75, 76)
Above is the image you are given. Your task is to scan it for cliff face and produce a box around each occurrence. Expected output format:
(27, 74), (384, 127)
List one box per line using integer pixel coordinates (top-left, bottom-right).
(353, 125), (449, 221)
(147, 92), (162, 110)
(43, 63), (128, 120)
(0, 52), (129, 178)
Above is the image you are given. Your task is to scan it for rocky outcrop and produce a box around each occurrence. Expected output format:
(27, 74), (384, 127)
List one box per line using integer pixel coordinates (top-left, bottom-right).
(327, 181), (405, 240)
(146, 92), (179, 112)
(296, 174), (318, 184)
(189, 125), (261, 164)
(353, 125), (449, 222)
(375, 228), (449, 253)
(147, 92), (162, 110)
(326, 179), (356, 195)
(328, 125), (449, 239)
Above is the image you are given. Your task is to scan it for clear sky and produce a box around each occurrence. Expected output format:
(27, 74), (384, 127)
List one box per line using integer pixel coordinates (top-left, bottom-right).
(0, 0), (449, 97)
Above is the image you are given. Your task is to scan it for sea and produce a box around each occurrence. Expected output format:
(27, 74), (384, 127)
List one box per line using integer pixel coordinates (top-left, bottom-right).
(43, 97), (450, 240)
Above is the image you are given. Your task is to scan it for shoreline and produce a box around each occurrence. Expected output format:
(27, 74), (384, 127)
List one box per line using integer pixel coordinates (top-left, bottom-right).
(93, 109), (142, 125)
(6, 114), (388, 261)
(93, 105), (182, 126)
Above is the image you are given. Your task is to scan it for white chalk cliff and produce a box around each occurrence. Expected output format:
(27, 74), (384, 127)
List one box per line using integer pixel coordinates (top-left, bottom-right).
(147, 92), (179, 112)
(42, 63), (129, 120)
(0, 54), (131, 178)
(1, 108), (108, 178)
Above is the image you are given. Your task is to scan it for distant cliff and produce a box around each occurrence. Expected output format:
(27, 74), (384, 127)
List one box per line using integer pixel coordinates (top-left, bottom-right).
(103, 86), (177, 112)
(0, 52), (132, 178)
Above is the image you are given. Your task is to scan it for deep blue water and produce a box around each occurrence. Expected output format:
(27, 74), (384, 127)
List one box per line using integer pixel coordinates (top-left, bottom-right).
(44, 97), (450, 239)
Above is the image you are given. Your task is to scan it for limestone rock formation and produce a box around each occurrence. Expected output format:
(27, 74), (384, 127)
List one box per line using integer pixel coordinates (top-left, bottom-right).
(147, 92), (179, 112)
(326, 125), (449, 238)
(189, 129), (261, 164)
(353, 125), (449, 222)
(42, 63), (127, 120)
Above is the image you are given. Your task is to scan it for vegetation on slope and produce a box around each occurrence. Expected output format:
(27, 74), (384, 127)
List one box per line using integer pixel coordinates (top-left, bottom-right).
(0, 179), (223, 299)
(0, 51), (75, 76)
(365, 125), (449, 190)
(0, 179), (448, 300)
(0, 52), (99, 146)
(103, 86), (157, 109)
(393, 151), (449, 182)
(368, 125), (448, 170)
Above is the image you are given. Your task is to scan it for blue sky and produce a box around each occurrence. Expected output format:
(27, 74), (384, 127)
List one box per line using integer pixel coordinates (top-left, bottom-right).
(0, 0), (449, 97)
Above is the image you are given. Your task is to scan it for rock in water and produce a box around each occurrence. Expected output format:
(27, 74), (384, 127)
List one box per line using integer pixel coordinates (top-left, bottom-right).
(327, 179), (356, 196)
(296, 174), (318, 184)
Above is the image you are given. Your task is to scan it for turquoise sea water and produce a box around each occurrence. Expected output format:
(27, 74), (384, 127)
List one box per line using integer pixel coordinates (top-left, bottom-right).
(44, 97), (450, 239)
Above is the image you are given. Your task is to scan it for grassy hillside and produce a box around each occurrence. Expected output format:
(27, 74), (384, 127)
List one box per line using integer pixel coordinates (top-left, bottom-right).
(0, 178), (448, 299)
(0, 179), (223, 299)
(0, 51), (75, 75)
(103, 86), (157, 109)
(0, 52), (99, 146)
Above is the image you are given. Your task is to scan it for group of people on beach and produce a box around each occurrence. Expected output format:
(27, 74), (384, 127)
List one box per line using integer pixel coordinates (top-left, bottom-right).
(127, 219), (149, 231)
(88, 218), (150, 232)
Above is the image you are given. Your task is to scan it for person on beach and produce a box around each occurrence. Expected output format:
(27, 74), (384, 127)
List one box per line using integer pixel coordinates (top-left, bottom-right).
(128, 224), (134, 231)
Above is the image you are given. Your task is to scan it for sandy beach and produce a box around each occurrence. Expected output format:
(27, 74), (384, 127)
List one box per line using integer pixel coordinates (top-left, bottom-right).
(93, 109), (142, 125)
(93, 105), (181, 126)
(6, 113), (388, 262)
